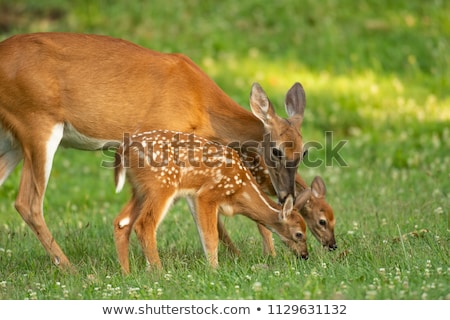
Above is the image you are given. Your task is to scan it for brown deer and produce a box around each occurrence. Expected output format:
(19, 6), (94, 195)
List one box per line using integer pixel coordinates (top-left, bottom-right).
(113, 130), (309, 273)
(0, 32), (307, 268)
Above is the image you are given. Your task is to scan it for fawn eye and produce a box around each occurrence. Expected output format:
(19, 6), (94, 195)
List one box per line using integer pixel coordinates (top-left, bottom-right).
(272, 148), (283, 159)
(319, 219), (327, 226)
(295, 232), (303, 240)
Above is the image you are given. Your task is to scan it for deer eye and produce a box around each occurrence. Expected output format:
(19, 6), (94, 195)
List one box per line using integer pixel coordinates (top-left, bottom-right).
(319, 219), (327, 226)
(272, 147), (283, 159)
(295, 232), (303, 240)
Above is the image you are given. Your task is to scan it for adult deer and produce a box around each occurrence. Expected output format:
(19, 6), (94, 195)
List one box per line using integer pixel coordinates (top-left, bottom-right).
(113, 130), (309, 273)
(0, 32), (306, 268)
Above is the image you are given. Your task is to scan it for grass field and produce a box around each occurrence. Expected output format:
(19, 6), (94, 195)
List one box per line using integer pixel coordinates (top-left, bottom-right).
(0, 0), (449, 300)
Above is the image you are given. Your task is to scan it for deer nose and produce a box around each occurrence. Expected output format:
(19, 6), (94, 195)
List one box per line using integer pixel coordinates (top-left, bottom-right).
(277, 192), (288, 205)
(301, 253), (309, 260)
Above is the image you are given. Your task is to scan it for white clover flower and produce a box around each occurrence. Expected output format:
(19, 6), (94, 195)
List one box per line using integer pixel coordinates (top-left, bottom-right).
(433, 207), (443, 214)
(164, 273), (172, 280)
(365, 290), (377, 299)
(252, 282), (262, 292)
(402, 280), (409, 289)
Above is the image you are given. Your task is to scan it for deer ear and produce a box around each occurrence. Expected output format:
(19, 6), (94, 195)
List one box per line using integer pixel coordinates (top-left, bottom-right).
(280, 195), (294, 220)
(285, 82), (306, 127)
(294, 188), (311, 210)
(311, 176), (326, 198)
(250, 82), (276, 126)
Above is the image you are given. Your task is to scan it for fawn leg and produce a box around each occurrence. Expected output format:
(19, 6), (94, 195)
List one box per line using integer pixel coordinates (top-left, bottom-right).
(113, 198), (140, 274)
(217, 215), (241, 256)
(133, 193), (175, 270)
(257, 224), (276, 256)
(193, 196), (219, 268)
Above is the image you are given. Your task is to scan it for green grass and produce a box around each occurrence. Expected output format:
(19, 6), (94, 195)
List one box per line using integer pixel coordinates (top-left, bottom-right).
(0, 0), (449, 300)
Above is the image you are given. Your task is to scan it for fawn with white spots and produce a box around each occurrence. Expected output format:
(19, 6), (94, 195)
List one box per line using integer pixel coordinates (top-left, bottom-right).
(113, 130), (309, 273)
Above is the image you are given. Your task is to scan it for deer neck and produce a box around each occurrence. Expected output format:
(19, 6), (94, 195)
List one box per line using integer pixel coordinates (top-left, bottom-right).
(207, 104), (264, 146)
(233, 179), (282, 230)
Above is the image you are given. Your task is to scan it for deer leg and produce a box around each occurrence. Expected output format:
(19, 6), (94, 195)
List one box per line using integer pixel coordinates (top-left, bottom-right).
(13, 123), (71, 268)
(186, 196), (240, 257)
(188, 195), (222, 262)
(193, 196), (219, 268)
(113, 198), (140, 274)
(257, 223), (276, 256)
(217, 216), (241, 256)
(133, 192), (176, 270)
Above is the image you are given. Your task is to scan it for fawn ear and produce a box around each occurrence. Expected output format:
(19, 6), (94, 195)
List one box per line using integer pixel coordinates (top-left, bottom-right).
(294, 188), (311, 210)
(285, 82), (306, 127)
(311, 176), (326, 198)
(280, 195), (294, 220)
(250, 82), (276, 127)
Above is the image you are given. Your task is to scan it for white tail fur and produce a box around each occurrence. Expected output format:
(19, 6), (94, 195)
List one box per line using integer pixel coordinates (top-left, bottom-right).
(114, 151), (127, 194)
